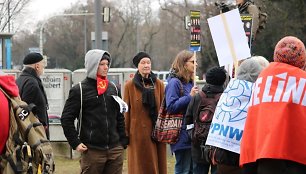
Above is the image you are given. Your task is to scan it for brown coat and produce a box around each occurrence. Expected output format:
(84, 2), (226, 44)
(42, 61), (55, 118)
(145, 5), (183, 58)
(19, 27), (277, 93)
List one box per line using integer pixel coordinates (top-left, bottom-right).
(124, 78), (167, 174)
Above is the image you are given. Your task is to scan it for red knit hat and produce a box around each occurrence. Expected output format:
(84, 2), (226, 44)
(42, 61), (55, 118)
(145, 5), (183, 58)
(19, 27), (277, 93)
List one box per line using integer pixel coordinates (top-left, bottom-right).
(273, 36), (306, 69)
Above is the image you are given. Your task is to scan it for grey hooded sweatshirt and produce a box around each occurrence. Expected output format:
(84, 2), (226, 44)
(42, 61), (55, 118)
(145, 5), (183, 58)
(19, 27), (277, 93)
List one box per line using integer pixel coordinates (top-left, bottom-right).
(85, 49), (111, 79)
(61, 49), (128, 150)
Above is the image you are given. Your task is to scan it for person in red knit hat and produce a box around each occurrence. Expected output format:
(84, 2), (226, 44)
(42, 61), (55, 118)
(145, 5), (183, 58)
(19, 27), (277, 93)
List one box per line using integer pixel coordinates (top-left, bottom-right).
(0, 70), (20, 155)
(240, 36), (306, 174)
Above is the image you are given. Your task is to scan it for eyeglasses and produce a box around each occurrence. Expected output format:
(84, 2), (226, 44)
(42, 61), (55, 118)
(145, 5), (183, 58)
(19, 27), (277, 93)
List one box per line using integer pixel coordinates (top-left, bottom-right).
(187, 60), (195, 64)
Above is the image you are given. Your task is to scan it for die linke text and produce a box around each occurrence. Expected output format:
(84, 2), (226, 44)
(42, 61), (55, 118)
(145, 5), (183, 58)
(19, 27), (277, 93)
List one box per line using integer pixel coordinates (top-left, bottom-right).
(251, 73), (306, 106)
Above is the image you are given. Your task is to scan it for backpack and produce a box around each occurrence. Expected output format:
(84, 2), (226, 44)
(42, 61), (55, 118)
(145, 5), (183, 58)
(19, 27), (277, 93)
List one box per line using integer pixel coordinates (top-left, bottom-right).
(0, 87), (55, 174)
(192, 91), (221, 145)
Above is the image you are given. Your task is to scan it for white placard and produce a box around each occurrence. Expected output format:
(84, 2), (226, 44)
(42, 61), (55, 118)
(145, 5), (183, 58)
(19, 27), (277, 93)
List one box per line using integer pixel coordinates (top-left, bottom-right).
(205, 79), (254, 153)
(208, 9), (251, 66)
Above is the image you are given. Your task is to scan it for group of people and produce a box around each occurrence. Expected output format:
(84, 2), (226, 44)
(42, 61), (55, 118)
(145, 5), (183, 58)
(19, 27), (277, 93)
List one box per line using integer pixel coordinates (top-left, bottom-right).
(60, 35), (306, 174)
(0, 0), (269, 173)
(0, 2), (305, 172)
(0, 34), (305, 174)
(61, 37), (306, 174)
(59, 49), (199, 174)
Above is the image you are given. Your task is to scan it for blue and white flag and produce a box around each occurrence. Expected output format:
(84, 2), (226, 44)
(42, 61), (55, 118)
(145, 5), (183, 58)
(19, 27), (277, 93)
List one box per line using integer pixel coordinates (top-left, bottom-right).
(205, 79), (254, 153)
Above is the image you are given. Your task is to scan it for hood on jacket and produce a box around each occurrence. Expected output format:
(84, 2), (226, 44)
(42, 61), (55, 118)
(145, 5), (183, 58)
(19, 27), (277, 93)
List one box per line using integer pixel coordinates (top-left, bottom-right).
(0, 72), (19, 97)
(84, 49), (111, 80)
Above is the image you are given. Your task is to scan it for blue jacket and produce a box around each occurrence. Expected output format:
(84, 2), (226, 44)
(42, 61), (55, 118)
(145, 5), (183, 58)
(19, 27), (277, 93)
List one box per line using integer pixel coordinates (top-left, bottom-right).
(165, 77), (193, 153)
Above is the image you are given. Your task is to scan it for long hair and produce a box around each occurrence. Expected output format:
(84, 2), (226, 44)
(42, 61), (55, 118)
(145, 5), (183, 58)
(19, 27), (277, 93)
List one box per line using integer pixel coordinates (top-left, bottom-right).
(171, 50), (194, 83)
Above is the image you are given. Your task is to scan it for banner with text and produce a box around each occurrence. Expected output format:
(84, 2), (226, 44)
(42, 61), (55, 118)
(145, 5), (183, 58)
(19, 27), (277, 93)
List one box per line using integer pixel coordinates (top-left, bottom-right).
(205, 79), (254, 153)
(41, 73), (64, 116)
(189, 10), (201, 52)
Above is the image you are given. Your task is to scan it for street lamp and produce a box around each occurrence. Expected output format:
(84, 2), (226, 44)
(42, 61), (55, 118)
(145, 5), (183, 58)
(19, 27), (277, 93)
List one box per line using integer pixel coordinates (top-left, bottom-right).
(84, 10), (88, 54)
(39, 10), (110, 56)
(94, 0), (102, 49)
(39, 13), (95, 55)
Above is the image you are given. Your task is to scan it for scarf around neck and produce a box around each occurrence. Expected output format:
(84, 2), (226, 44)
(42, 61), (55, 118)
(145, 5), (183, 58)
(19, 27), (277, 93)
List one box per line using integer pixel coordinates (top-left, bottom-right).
(97, 75), (109, 95)
(133, 71), (158, 125)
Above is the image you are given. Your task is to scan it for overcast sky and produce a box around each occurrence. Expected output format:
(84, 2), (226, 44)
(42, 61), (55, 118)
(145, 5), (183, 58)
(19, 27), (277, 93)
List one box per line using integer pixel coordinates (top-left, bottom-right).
(26, 0), (86, 21)
(14, 0), (86, 31)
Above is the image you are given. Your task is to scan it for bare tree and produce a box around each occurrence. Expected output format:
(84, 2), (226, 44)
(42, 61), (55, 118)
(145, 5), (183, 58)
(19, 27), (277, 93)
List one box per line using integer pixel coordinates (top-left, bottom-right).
(0, 0), (31, 32)
(11, 0), (305, 74)
(104, 0), (160, 68)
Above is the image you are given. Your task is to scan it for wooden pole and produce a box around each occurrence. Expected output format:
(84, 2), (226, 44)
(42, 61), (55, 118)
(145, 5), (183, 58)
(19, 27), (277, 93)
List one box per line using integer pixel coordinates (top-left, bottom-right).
(193, 51), (197, 87)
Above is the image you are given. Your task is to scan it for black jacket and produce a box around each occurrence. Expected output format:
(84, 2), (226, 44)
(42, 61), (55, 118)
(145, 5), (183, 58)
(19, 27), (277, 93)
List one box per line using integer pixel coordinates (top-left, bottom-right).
(61, 78), (128, 150)
(185, 84), (224, 163)
(16, 67), (49, 138)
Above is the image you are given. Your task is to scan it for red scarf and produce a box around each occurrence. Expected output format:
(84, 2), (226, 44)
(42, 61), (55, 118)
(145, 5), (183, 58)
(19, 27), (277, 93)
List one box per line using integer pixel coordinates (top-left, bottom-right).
(97, 76), (108, 95)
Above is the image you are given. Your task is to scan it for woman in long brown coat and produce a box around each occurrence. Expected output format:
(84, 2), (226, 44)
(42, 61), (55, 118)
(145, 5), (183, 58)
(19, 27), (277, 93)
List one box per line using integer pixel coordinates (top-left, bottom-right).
(124, 52), (167, 174)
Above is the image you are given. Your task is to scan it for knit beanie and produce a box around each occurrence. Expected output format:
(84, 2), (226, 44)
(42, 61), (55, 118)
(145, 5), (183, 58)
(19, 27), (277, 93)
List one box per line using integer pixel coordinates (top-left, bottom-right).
(101, 53), (111, 63)
(273, 36), (306, 69)
(237, 58), (263, 83)
(23, 52), (44, 65)
(133, 52), (151, 67)
(205, 66), (227, 86)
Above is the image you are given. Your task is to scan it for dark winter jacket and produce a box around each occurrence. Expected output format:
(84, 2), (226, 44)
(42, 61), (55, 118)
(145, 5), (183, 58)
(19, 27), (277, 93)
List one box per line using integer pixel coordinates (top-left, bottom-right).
(61, 49), (128, 150)
(185, 84), (224, 163)
(16, 67), (49, 138)
(61, 78), (128, 150)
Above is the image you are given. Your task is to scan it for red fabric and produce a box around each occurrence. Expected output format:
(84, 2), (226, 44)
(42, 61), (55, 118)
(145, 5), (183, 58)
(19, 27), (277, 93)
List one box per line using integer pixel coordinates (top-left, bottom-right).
(0, 75), (19, 97)
(97, 76), (108, 95)
(0, 75), (19, 154)
(0, 91), (9, 154)
(240, 62), (306, 166)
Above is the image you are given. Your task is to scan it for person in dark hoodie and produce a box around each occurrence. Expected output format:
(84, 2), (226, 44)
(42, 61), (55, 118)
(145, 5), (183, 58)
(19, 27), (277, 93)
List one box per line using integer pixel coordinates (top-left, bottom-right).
(16, 52), (49, 139)
(61, 49), (129, 174)
(0, 70), (20, 156)
(185, 66), (228, 174)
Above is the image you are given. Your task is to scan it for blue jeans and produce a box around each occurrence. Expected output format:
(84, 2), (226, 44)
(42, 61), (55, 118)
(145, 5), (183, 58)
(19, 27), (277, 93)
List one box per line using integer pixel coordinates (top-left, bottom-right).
(174, 149), (193, 174)
(193, 162), (217, 174)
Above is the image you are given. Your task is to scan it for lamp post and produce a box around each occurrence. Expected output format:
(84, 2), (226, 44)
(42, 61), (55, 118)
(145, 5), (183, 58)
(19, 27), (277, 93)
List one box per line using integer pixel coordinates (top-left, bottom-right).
(84, 10), (88, 54)
(135, 0), (140, 53)
(39, 13), (95, 55)
(94, 0), (102, 49)
(39, 9), (110, 56)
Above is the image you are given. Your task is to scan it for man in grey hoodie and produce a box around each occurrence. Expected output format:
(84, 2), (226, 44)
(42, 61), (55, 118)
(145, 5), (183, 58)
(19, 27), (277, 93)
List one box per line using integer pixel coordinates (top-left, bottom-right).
(61, 49), (128, 174)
